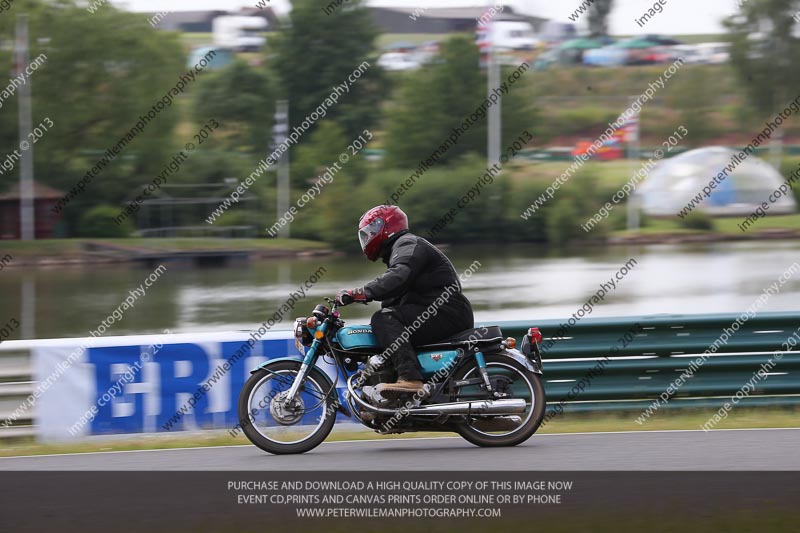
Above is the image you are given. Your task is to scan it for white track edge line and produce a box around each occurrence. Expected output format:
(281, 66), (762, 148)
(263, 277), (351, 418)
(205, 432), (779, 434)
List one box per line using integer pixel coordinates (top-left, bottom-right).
(2, 427), (799, 460)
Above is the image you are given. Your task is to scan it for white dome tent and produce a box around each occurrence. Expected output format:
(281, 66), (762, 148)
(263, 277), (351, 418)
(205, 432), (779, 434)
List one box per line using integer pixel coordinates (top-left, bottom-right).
(635, 147), (797, 217)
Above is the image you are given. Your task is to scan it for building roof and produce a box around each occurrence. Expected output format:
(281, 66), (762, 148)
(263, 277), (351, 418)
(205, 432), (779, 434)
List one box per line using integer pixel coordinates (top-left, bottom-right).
(378, 6), (527, 22)
(146, 9), (278, 31)
(0, 181), (64, 200)
(149, 10), (225, 26)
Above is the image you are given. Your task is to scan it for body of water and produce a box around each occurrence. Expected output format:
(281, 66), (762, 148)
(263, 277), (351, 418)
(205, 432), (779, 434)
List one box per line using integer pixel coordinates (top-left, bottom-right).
(1, 241), (798, 341)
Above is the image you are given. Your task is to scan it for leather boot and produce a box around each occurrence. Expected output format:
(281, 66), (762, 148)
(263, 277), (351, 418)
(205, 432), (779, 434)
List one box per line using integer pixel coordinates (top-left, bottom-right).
(379, 380), (425, 393)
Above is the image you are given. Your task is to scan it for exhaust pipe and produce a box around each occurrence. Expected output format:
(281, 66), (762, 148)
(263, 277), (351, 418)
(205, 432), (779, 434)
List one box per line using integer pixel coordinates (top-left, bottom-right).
(471, 416), (523, 432)
(406, 398), (527, 416)
(346, 374), (527, 416)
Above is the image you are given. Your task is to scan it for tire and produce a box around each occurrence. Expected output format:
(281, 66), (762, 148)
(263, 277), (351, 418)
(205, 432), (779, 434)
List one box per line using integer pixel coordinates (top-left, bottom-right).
(453, 353), (546, 447)
(238, 361), (337, 455)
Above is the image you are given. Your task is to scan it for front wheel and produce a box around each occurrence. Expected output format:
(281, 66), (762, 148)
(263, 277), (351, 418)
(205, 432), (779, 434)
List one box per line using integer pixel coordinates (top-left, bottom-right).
(238, 361), (337, 455)
(453, 353), (546, 447)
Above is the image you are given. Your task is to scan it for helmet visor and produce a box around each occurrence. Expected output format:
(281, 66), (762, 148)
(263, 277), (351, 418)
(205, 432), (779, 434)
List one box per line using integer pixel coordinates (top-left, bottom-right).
(358, 218), (384, 251)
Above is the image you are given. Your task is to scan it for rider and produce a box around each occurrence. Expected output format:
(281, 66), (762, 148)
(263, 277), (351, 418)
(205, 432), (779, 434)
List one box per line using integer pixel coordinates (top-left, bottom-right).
(336, 205), (474, 395)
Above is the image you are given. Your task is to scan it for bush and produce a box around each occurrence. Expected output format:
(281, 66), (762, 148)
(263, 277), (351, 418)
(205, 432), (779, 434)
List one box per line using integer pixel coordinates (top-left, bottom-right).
(215, 210), (259, 237)
(508, 180), (548, 243)
(77, 205), (133, 238)
(544, 107), (619, 137)
(780, 157), (800, 205)
(284, 156), (623, 247)
(677, 210), (715, 231)
(607, 206), (629, 231)
(545, 196), (582, 244)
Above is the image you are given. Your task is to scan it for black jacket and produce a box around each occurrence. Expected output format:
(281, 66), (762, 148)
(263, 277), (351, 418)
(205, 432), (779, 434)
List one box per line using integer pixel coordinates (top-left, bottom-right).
(363, 231), (473, 315)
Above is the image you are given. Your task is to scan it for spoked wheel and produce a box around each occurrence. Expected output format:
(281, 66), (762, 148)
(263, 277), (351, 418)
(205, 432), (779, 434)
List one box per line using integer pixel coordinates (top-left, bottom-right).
(238, 361), (337, 455)
(453, 353), (546, 447)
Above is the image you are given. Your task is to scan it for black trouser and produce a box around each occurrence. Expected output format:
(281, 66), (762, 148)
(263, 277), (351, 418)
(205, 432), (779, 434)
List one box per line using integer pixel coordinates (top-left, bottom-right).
(370, 299), (474, 382)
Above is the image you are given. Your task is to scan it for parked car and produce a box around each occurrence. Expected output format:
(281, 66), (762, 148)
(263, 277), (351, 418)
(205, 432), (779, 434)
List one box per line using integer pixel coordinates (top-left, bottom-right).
(583, 45), (628, 67)
(666, 45), (703, 63)
(492, 21), (540, 51)
(533, 48), (558, 70)
(641, 45), (680, 64)
(377, 52), (420, 71)
(186, 46), (234, 70)
(410, 40), (440, 65)
(693, 42), (730, 64)
(212, 16), (267, 52)
(642, 34), (683, 46)
(539, 21), (577, 46)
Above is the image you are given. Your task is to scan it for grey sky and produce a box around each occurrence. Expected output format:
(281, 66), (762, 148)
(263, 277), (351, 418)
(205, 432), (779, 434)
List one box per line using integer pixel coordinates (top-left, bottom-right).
(121, 0), (744, 35)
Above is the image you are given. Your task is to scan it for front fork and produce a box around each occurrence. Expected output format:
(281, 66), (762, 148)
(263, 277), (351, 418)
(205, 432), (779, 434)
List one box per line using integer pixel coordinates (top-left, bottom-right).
(285, 323), (327, 402)
(285, 363), (311, 400)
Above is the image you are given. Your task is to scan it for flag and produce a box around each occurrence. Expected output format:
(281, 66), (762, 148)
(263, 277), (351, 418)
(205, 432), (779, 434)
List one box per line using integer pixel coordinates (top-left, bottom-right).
(475, 6), (494, 68)
(13, 18), (29, 78)
(620, 110), (640, 143)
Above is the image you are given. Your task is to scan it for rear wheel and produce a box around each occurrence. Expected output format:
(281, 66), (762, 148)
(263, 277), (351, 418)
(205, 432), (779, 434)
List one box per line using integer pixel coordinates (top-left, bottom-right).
(453, 353), (545, 447)
(238, 361), (337, 455)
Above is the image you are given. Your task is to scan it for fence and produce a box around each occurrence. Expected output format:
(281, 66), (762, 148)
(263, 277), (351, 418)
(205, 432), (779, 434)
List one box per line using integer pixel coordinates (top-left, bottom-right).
(1, 312), (798, 441)
(501, 312), (800, 413)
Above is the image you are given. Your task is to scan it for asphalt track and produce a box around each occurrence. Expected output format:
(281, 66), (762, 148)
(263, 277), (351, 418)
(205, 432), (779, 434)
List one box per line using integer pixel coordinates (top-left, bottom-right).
(1, 427), (799, 470)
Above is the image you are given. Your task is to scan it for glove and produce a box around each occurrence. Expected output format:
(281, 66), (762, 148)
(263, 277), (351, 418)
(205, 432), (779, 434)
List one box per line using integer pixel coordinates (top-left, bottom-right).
(336, 287), (369, 306)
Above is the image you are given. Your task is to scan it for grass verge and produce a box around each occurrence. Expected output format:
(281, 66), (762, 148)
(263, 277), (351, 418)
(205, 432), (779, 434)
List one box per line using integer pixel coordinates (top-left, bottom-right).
(1, 407), (797, 458)
(0, 238), (329, 258)
(612, 213), (800, 237)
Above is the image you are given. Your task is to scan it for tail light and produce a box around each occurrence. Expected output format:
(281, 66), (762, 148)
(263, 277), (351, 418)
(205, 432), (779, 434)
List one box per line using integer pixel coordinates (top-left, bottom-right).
(521, 327), (543, 371)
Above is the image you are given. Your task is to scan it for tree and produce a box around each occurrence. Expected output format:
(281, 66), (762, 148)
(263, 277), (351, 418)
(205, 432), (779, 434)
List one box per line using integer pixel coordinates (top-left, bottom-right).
(385, 36), (484, 167)
(292, 120), (367, 189)
(588, 0), (615, 37)
(193, 60), (275, 153)
(667, 67), (719, 147)
(291, 121), (370, 249)
(384, 35), (540, 168)
(270, 0), (385, 148)
(0, 0), (186, 232)
(725, 0), (800, 168)
(725, 0), (800, 116)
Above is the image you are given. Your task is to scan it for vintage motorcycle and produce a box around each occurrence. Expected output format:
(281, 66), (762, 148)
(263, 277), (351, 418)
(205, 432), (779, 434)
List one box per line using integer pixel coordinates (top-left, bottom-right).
(238, 298), (546, 455)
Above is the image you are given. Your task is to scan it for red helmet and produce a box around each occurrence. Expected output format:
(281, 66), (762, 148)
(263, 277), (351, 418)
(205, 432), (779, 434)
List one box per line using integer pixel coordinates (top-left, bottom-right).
(358, 205), (408, 261)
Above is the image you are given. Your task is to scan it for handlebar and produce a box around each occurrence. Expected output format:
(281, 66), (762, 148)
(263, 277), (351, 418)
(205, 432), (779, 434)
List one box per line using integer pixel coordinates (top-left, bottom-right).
(330, 292), (370, 308)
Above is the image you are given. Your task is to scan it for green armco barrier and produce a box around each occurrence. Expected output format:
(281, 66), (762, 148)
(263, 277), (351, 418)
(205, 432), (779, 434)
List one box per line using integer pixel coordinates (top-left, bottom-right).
(490, 312), (800, 414)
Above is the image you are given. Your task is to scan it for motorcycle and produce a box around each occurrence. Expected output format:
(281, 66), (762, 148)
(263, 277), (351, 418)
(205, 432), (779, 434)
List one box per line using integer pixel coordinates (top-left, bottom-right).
(238, 297), (546, 455)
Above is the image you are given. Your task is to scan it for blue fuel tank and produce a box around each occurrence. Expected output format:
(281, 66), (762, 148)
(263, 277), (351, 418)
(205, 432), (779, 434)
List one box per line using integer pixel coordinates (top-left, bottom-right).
(336, 325), (380, 351)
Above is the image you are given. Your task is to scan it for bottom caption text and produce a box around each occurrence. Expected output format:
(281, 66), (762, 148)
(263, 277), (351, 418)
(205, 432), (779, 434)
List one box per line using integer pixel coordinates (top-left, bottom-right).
(228, 479), (573, 518)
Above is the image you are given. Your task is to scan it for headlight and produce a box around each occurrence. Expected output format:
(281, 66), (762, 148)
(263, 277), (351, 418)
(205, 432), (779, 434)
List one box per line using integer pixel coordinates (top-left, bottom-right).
(293, 317), (312, 353)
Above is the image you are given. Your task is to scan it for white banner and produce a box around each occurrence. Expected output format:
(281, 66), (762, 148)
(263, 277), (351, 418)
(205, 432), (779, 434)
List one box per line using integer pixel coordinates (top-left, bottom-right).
(30, 330), (323, 441)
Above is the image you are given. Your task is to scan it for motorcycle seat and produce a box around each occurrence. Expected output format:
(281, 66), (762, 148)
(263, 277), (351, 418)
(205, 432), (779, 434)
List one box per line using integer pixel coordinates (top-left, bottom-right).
(416, 325), (503, 350)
